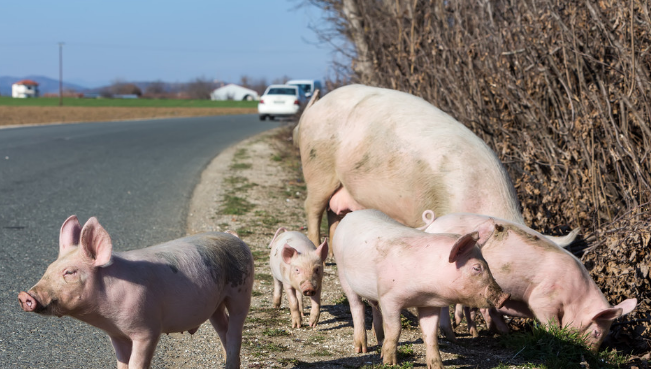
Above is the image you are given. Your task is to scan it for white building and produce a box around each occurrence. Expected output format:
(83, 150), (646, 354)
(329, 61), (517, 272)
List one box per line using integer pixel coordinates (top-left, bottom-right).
(12, 80), (39, 98)
(210, 84), (259, 101)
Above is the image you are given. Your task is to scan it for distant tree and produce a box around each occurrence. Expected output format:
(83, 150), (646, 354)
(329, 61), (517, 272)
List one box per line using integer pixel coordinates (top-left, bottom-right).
(185, 77), (214, 99)
(272, 75), (291, 85)
(122, 84), (142, 96)
(239, 75), (250, 88)
(239, 75), (268, 95)
(250, 78), (268, 95)
(145, 80), (166, 95)
(108, 79), (142, 96)
(99, 86), (113, 98)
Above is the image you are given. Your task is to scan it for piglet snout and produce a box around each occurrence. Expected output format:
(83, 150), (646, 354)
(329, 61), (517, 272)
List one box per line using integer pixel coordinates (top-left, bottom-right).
(18, 291), (39, 312)
(485, 283), (510, 309)
(495, 292), (510, 309)
(301, 281), (316, 296)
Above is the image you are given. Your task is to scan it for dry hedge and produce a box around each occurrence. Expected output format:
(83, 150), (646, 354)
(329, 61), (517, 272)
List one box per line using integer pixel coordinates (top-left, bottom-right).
(309, 0), (651, 353)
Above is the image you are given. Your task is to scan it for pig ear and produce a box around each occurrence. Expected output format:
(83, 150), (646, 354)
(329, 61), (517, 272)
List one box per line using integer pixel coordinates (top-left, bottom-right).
(59, 215), (82, 257)
(315, 238), (328, 262)
(474, 218), (496, 246)
(225, 230), (240, 238)
(79, 217), (113, 267)
(591, 298), (638, 322)
(591, 307), (623, 322)
(449, 232), (479, 263)
(613, 298), (637, 316)
(282, 244), (298, 264)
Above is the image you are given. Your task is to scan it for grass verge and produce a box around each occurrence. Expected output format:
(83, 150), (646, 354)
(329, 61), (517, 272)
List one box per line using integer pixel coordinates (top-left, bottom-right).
(0, 96), (258, 108)
(500, 322), (627, 369)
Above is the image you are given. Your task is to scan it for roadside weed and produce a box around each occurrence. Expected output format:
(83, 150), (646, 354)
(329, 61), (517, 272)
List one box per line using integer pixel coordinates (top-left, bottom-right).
(500, 322), (627, 369)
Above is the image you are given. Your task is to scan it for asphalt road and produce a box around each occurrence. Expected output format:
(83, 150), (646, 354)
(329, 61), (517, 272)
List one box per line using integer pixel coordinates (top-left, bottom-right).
(0, 115), (281, 368)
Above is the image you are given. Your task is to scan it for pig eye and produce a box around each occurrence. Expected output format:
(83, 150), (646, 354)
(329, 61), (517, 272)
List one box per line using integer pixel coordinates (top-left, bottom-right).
(63, 269), (79, 283)
(472, 265), (482, 273)
(593, 329), (601, 338)
(294, 268), (300, 273)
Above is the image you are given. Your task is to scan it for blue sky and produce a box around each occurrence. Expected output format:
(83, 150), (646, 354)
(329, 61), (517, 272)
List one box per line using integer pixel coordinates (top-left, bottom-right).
(0, 0), (334, 88)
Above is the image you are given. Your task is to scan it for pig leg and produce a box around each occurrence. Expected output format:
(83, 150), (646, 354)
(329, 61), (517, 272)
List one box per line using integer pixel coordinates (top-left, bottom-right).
(129, 335), (160, 369)
(295, 289), (305, 319)
(489, 299), (531, 333)
(480, 308), (493, 330)
(349, 293), (368, 352)
(464, 307), (479, 338)
(308, 291), (321, 327)
(272, 278), (283, 308)
(481, 308), (509, 334)
(305, 193), (328, 246)
(489, 311), (510, 334)
(339, 274), (367, 352)
(304, 179), (339, 246)
(209, 302), (230, 359)
(371, 302), (384, 345)
(223, 297), (250, 369)
(454, 304), (464, 326)
(379, 302), (402, 365)
(438, 306), (457, 341)
(418, 306), (444, 369)
(110, 336), (131, 369)
(284, 285), (302, 328)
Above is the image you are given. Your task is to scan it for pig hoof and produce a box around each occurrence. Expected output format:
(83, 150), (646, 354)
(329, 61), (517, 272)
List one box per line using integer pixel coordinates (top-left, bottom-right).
(444, 331), (457, 342)
(383, 356), (397, 365)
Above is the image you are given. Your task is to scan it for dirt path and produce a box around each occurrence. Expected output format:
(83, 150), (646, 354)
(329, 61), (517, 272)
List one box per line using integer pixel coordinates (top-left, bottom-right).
(155, 125), (534, 369)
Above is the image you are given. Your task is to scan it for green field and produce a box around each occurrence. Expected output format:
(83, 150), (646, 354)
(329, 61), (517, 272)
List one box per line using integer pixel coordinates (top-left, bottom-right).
(0, 96), (258, 108)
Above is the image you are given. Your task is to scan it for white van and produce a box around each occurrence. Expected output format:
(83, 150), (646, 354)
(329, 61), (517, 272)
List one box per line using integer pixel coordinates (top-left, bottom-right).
(286, 79), (322, 98)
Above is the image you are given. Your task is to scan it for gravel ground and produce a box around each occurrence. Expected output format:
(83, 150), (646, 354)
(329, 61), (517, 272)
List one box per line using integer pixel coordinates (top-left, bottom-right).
(156, 124), (536, 369)
(6, 109), (642, 368)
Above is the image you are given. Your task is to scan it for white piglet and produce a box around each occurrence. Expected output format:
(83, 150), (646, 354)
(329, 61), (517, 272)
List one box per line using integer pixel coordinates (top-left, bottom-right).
(268, 227), (328, 328)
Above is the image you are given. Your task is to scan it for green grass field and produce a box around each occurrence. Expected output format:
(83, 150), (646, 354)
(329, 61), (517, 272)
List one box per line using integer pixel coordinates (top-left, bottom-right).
(0, 96), (258, 108)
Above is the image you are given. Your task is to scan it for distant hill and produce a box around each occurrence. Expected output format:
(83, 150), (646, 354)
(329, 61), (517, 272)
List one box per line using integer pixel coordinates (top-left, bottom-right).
(0, 75), (87, 96)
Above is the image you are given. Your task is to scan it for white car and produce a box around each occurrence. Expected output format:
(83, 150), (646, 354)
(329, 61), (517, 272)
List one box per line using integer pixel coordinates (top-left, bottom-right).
(258, 85), (306, 121)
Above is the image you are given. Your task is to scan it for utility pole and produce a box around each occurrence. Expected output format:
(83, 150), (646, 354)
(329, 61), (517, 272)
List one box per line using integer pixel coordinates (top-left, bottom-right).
(58, 42), (64, 106)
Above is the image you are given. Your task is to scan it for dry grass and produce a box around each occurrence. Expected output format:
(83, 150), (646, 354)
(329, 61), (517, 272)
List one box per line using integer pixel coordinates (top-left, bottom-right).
(0, 106), (256, 126)
(309, 0), (651, 357)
